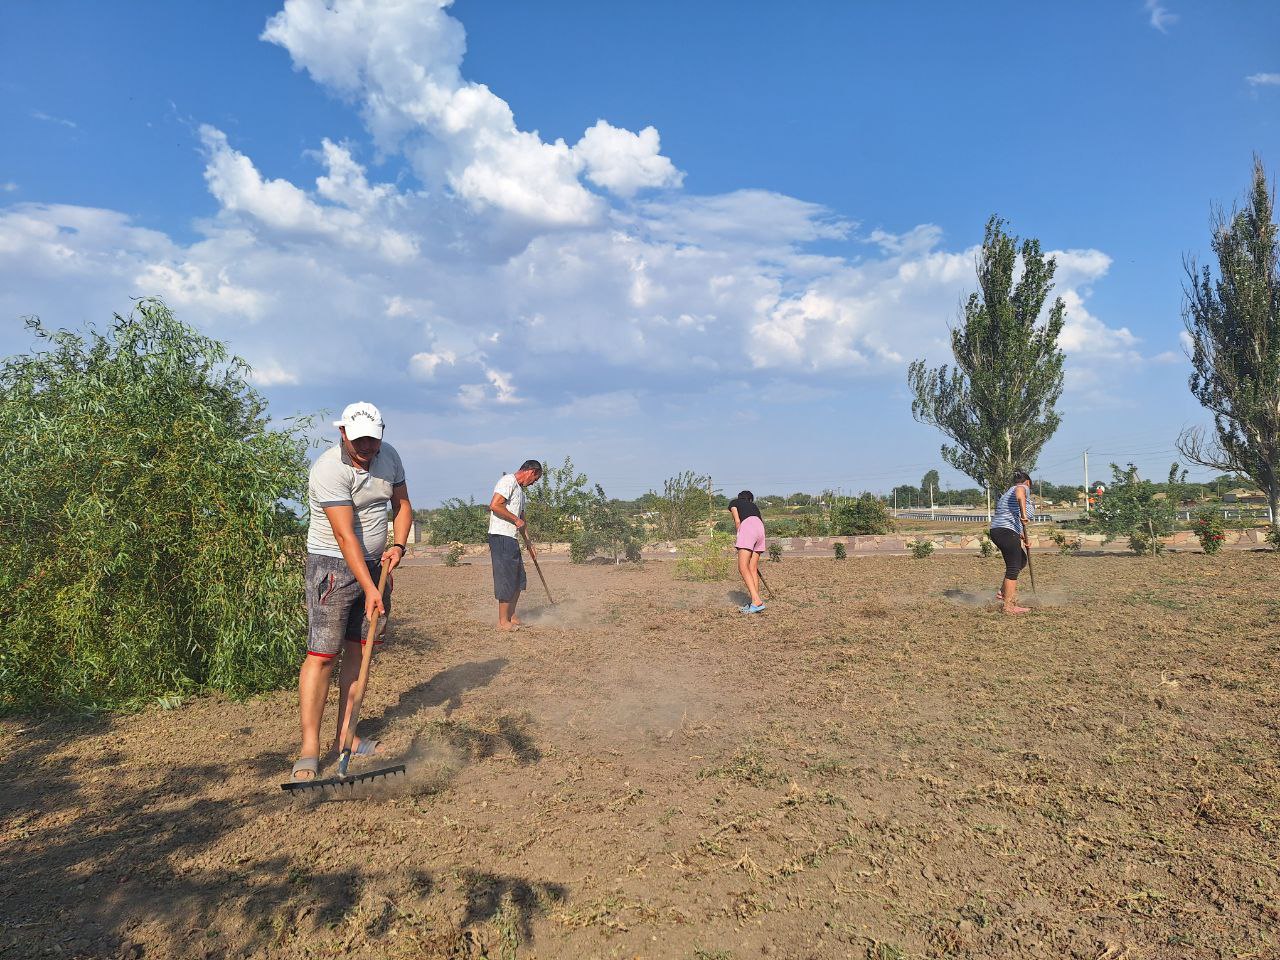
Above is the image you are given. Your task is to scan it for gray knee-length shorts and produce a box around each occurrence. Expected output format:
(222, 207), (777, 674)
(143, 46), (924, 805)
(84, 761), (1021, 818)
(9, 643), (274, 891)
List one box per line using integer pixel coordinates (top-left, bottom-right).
(488, 534), (527, 601)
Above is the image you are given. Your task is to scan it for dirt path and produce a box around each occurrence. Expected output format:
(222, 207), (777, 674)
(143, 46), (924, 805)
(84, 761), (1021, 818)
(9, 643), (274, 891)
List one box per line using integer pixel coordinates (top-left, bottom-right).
(3, 554), (1278, 959)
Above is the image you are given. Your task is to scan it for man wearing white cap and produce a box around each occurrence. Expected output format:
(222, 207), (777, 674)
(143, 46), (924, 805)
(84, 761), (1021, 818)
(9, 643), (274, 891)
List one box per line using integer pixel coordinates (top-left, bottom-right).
(290, 402), (413, 783)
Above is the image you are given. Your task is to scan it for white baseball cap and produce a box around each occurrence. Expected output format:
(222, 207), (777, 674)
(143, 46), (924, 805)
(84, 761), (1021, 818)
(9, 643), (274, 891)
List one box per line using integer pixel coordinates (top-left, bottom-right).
(334, 401), (384, 441)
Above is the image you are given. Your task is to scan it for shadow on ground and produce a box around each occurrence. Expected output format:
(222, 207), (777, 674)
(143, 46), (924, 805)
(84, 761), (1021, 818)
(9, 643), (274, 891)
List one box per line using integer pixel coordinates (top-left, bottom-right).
(0, 682), (565, 959)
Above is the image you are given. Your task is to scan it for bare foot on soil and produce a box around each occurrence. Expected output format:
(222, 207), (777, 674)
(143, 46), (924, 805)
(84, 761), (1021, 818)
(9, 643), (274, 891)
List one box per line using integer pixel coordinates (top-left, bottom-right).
(1002, 604), (1031, 615)
(497, 622), (521, 632)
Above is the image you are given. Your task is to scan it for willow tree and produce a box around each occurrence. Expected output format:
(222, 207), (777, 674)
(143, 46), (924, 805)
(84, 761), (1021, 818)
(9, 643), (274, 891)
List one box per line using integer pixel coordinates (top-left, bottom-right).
(0, 300), (311, 711)
(1177, 157), (1280, 535)
(907, 216), (1066, 489)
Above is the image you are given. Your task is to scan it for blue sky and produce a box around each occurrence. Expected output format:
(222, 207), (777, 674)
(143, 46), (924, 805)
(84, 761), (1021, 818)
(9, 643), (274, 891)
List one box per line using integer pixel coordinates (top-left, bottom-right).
(2, 1), (1278, 503)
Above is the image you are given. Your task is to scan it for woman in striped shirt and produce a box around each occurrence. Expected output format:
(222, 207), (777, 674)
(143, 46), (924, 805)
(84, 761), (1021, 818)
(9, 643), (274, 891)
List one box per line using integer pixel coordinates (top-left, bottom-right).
(989, 470), (1033, 615)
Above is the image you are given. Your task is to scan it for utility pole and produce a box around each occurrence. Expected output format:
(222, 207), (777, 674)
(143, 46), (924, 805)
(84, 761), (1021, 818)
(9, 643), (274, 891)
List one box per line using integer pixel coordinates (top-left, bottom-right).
(986, 484), (991, 522)
(930, 483), (935, 515)
(1083, 450), (1090, 516)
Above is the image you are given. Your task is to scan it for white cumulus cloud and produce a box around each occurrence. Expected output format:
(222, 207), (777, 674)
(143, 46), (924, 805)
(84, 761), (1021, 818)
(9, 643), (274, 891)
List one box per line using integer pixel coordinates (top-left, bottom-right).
(1246, 72), (1280, 87)
(0, 0), (1144, 428)
(248, 359), (301, 386)
(574, 121), (684, 197)
(1144, 0), (1177, 32)
(260, 0), (680, 224)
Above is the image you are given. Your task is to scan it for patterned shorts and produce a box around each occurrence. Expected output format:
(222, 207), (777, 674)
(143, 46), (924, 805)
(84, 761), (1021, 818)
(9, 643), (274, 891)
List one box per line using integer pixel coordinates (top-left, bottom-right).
(305, 553), (392, 659)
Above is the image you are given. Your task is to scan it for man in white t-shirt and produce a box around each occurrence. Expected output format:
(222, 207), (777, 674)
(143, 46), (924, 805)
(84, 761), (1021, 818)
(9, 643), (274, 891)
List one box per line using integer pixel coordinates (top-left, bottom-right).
(487, 459), (543, 630)
(290, 401), (413, 784)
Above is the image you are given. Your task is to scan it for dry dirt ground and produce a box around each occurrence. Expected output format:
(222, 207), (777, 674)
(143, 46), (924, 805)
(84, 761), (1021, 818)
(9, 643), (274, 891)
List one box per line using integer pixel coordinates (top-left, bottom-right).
(3, 553), (1279, 960)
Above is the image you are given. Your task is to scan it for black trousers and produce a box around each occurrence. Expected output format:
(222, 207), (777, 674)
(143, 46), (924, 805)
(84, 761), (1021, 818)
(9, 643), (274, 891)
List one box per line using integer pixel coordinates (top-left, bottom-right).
(989, 527), (1027, 581)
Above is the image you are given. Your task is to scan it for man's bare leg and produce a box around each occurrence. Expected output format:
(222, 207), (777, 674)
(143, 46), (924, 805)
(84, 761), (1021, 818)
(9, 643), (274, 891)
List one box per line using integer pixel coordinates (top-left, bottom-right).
(737, 549), (763, 607)
(297, 656), (338, 779)
(326, 642), (382, 756)
(498, 596), (521, 630)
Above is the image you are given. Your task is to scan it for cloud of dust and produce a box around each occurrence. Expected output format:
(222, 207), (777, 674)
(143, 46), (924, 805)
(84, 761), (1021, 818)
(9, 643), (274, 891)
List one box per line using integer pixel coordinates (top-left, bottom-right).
(517, 598), (592, 628)
(942, 587), (1071, 608)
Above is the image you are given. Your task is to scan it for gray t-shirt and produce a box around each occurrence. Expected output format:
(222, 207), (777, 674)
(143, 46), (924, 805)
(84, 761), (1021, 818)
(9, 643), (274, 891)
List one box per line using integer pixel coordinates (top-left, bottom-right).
(488, 473), (525, 539)
(307, 443), (406, 559)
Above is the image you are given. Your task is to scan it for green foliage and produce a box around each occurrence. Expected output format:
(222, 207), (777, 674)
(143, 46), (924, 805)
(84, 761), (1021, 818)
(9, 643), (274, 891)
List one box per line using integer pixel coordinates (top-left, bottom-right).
(526, 456), (591, 543)
(649, 470), (713, 541)
(0, 300), (311, 712)
(830, 493), (892, 536)
(1090, 463), (1176, 556)
(1178, 157), (1280, 533)
(568, 535), (592, 564)
(428, 497), (488, 545)
(920, 469), (940, 502)
(442, 542), (465, 567)
(908, 215), (1066, 487)
(891, 484), (922, 507)
(569, 484), (642, 564)
(832, 541), (847, 560)
(674, 532), (735, 581)
(1191, 508), (1226, 555)
(1267, 527), (1280, 552)
(767, 541), (783, 562)
(978, 535), (995, 558)
(908, 538), (935, 559)
(1048, 530), (1081, 555)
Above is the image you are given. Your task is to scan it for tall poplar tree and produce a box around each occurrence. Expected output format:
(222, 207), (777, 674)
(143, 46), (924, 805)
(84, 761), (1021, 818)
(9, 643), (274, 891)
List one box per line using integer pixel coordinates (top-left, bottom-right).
(907, 216), (1066, 489)
(1177, 157), (1280, 535)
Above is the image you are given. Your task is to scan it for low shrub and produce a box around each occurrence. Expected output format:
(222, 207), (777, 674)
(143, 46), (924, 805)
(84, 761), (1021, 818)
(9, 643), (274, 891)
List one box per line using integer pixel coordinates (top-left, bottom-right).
(978, 535), (995, 558)
(908, 538), (934, 559)
(832, 542), (847, 560)
(429, 498), (488, 545)
(442, 542), (465, 567)
(1049, 530), (1080, 556)
(767, 542), (783, 562)
(568, 534), (592, 564)
(675, 532), (736, 581)
(1128, 530), (1165, 556)
(1267, 527), (1280, 552)
(1191, 509), (1226, 555)
(830, 493), (893, 536)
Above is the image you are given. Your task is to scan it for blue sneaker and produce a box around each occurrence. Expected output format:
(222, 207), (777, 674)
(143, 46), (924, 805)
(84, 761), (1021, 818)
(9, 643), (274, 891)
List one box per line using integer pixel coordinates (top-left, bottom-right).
(738, 603), (753, 613)
(745, 603), (766, 614)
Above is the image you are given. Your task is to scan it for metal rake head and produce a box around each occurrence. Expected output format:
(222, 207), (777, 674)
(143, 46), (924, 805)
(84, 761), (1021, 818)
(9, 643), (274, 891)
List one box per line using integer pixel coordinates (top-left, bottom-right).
(281, 763), (407, 793)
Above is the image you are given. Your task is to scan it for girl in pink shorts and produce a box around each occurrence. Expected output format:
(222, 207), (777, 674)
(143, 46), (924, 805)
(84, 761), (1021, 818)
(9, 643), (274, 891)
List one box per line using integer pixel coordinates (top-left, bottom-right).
(728, 490), (766, 613)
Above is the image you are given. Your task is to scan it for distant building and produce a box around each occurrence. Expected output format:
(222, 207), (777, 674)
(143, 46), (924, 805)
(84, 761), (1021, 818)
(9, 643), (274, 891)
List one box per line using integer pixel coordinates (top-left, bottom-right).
(1223, 488), (1267, 505)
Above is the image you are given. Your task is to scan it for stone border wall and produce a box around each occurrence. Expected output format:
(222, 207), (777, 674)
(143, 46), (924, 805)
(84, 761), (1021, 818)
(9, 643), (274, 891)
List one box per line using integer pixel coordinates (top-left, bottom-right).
(405, 528), (1274, 563)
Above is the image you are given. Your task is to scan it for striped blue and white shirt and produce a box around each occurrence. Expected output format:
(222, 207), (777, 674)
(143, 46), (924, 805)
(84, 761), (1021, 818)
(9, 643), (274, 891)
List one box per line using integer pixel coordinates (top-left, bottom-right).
(991, 484), (1031, 535)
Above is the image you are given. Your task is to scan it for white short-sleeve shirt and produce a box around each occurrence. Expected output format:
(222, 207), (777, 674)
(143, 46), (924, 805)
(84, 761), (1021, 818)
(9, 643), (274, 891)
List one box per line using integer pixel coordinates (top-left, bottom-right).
(488, 473), (524, 538)
(307, 443), (405, 559)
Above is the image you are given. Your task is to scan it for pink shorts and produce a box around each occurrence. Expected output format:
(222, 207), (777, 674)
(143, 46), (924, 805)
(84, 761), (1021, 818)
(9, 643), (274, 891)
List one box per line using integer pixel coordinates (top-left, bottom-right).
(735, 515), (766, 553)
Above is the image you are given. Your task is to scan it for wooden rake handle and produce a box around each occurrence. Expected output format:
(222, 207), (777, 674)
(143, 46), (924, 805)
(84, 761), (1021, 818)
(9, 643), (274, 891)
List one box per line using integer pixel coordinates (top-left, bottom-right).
(520, 528), (555, 604)
(337, 563), (389, 773)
